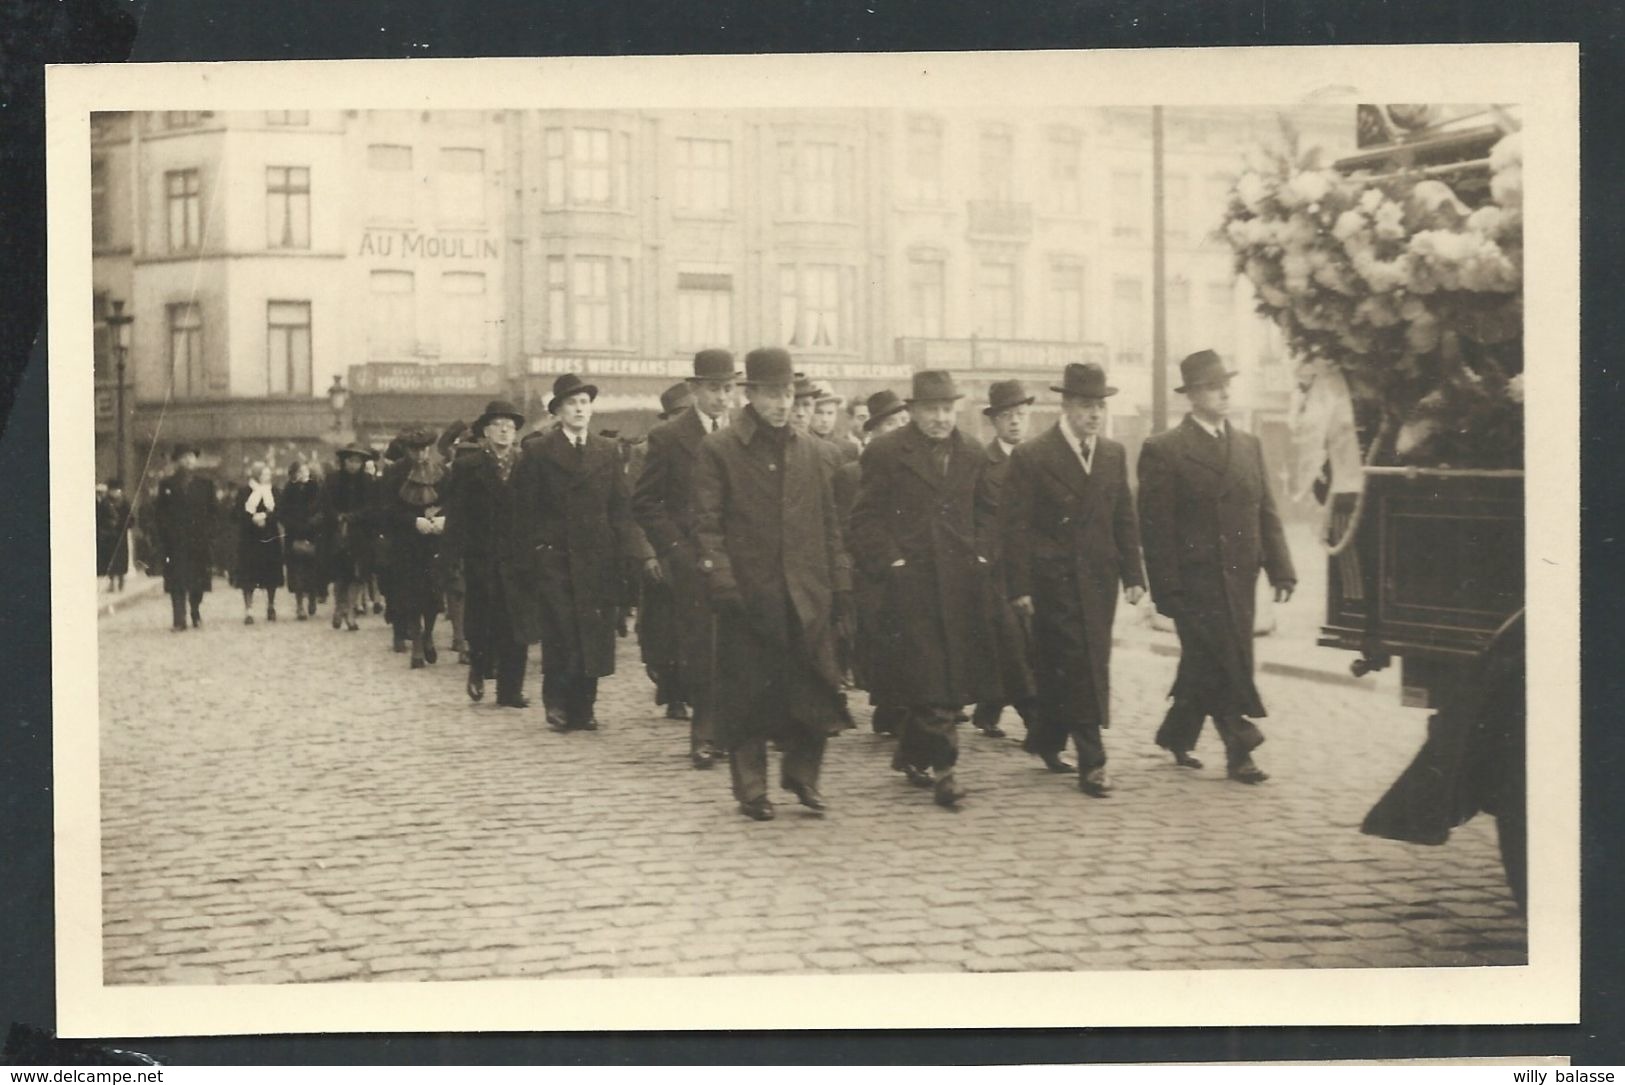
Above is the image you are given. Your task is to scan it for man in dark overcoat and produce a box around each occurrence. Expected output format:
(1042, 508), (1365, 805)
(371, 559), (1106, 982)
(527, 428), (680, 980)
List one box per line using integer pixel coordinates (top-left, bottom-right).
(153, 445), (216, 631)
(633, 350), (738, 768)
(514, 374), (644, 732)
(970, 380), (1040, 742)
(444, 400), (536, 708)
(1137, 349), (1297, 784)
(634, 382), (696, 723)
(1004, 364), (1148, 797)
(848, 370), (1003, 808)
(833, 388), (909, 735)
(693, 347), (851, 821)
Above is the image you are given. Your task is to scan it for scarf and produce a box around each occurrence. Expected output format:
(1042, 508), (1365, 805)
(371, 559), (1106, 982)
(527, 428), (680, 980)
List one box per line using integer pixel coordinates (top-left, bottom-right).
(486, 441), (519, 484)
(399, 458), (445, 510)
(245, 479), (275, 515)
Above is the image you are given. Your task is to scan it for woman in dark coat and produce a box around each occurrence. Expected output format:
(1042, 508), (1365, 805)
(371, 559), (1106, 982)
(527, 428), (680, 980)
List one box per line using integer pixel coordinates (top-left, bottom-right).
(385, 428), (448, 668)
(323, 444), (376, 631)
(279, 459), (326, 619)
(233, 461), (285, 623)
(97, 479), (134, 592)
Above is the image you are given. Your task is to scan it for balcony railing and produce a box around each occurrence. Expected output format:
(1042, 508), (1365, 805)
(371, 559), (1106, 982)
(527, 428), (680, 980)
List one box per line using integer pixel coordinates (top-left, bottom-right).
(967, 200), (1034, 240)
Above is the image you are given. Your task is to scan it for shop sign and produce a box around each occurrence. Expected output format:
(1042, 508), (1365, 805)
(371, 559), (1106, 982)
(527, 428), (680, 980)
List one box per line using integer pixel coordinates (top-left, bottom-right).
(359, 230), (499, 260)
(348, 363), (506, 395)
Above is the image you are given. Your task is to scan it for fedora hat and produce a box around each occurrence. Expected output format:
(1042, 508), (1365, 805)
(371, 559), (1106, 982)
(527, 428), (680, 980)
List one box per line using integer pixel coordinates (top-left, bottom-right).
(335, 441), (376, 462)
(983, 379), (1035, 417)
(1174, 349), (1237, 394)
(473, 398), (526, 435)
(1051, 362), (1118, 399)
(862, 389), (908, 432)
(810, 378), (842, 405)
(689, 348), (739, 382)
(740, 347), (796, 387)
(906, 369), (964, 404)
(659, 381), (695, 418)
(548, 373), (599, 415)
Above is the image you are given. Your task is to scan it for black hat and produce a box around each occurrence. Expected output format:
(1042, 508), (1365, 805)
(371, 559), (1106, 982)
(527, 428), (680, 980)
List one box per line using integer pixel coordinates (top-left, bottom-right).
(169, 443), (201, 461)
(740, 347), (796, 387)
(862, 389), (908, 432)
(473, 398), (526, 435)
(398, 426), (438, 449)
(548, 373), (599, 415)
(1174, 349), (1237, 394)
(793, 375), (819, 400)
(1051, 362), (1118, 399)
(983, 379), (1036, 417)
(436, 420), (467, 457)
(383, 436), (407, 461)
(906, 369), (965, 404)
(690, 348), (739, 382)
(659, 381), (695, 418)
(335, 442), (376, 462)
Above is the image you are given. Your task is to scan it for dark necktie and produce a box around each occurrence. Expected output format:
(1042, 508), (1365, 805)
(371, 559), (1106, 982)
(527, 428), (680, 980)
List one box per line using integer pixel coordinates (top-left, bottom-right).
(930, 438), (950, 477)
(575, 436), (585, 460)
(1079, 440), (1092, 471)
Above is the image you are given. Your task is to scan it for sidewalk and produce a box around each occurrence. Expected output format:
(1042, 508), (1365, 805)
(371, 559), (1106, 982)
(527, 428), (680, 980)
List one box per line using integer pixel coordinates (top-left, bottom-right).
(96, 572), (166, 620)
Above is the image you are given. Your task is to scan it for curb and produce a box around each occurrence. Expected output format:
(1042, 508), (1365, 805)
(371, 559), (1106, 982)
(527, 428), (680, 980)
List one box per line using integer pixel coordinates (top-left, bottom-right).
(96, 576), (166, 620)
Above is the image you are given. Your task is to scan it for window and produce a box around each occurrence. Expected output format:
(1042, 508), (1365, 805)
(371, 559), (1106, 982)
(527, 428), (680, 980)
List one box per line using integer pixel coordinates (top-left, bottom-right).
(779, 264), (852, 349)
(266, 301), (312, 395)
(165, 169), (201, 252)
(676, 271), (733, 350)
(266, 166), (310, 250)
(367, 144), (414, 222)
(91, 156), (109, 248)
(1167, 279), (1192, 358)
(905, 116), (943, 204)
(1050, 264), (1086, 342)
(1165, 173), (1190, 244)
(979, 125), (1014, 202)
(266, 111), (309, 126)
(367, 271), (415, 358)
(1048, 127), (1083, 214)
(905, 256), (945, 338)
(437, 147), (485, 221)
(1112, 277), (1144, 365)
(168, 303), (204, 397)
(675, 139), (732, 213)
(544, 127), (631, 209)
(440, 273), (488, 358)
(163, 112), (206, 129)
(546, 256), (634, 347)
(777, 142), (854, 219)
(974, 261), (1017, 339)
(1112, 170), (1145, 239)
(1206, 281), (1236, 357)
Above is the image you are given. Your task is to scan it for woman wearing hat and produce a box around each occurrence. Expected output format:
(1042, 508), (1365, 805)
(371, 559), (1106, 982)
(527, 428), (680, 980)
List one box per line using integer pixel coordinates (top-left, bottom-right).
(385, 427), (448, 668)
(279, 458), (326, 620)
(323, 442), (376, 631)
(154, 445), (217, 631)
(232, 461), (285, 624)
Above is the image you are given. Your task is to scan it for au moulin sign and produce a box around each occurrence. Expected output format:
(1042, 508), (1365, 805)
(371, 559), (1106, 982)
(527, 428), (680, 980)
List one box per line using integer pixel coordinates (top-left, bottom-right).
(359, 230), (499, 260)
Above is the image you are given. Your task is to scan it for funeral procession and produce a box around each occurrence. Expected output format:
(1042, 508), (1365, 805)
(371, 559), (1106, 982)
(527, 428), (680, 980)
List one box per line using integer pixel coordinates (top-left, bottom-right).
(92, 103), (1528, 983)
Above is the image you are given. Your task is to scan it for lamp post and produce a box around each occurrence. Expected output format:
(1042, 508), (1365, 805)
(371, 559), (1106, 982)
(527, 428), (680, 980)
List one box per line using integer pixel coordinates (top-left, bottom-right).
(106, 299), (134, 487)
(327, 374), (349, 432)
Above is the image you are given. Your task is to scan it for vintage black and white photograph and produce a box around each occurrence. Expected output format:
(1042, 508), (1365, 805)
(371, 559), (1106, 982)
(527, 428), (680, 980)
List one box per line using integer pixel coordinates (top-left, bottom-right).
(49, 48), (1578, 1035)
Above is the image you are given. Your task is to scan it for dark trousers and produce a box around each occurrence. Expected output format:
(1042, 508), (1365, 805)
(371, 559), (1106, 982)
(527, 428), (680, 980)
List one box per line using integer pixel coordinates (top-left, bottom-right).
(465, 563), (527, 704)
(1028, 621), (1107, 772)
(169, 589), (204, 627)
(541, 669), (599, 726)
(972, 697), (1036, 733)
(893, 705), (960, 773)
(871, 702), (907, 735)
(729, 729), (827, 804)
(1155, 699), (1263, 768)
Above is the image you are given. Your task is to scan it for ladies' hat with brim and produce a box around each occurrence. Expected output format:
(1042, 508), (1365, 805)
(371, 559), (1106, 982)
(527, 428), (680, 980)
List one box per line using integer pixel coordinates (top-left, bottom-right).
(548, 373), (599, 414)
(739, 347), (797, 387)
(906, 369), (965, 404)
(1173, 349), (1238, 394)
(863, 389), (909, 432)
(983, 379), (1036, 417)
(473, 399), (526, 434)
(336, 442), (376, 462)
(398, 426), (439, 449)
(1051, 362), (1119, 399)
(436, 420), (467, 457)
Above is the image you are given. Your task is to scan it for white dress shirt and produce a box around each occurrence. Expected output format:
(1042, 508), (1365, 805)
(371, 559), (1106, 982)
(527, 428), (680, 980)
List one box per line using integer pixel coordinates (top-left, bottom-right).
(1058, 416), (1097, 474)
(1191, 414), (1228, 440)
(997, 438), (1018, 459)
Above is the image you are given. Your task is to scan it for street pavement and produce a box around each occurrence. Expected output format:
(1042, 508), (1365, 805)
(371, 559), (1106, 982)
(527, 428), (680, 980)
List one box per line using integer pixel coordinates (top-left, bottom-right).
(98, 582), (1525, 984)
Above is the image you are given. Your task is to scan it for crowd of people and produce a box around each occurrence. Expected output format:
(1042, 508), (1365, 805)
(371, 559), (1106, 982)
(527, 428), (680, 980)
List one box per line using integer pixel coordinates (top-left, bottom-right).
(125, 344), (1297, 822)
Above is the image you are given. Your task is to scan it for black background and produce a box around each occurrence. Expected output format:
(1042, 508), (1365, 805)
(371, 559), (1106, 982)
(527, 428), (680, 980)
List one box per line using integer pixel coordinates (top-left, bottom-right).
(1, 0), (1618, 1065)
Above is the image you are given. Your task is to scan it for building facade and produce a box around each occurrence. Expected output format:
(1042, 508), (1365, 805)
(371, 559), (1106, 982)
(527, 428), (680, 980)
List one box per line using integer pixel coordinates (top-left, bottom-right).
(91, 105), (1350, 486)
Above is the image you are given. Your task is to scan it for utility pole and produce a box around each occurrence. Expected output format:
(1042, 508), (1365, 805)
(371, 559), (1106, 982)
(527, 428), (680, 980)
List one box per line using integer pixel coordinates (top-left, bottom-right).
(1150, 105), (1168, 434)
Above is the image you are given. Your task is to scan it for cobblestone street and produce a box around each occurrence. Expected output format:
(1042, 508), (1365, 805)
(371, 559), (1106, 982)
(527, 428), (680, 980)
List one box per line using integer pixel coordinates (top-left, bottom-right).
(97, 582), (1525, 984)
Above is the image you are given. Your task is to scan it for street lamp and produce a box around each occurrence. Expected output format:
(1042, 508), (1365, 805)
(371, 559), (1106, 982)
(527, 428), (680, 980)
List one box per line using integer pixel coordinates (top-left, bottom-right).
(106, 299), (134, 487)
(327, 374), (349, 431)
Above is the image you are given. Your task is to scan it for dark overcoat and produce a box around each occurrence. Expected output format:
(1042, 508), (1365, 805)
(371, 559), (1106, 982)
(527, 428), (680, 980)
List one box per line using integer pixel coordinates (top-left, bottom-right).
(322, 469), (374, 585)
(1136, 416), (1296, 718)
(278, 478), (326, 595)
(153, 469), (216, 595)
(847, 422), (1003, 708)
(383, 460), (447, 618)
(443, 447), (538, 647)
(1003, 426), (1146, 728)
(97, 495), (133, 577)
(980, 440), (1038, 705)
(632, 406), (716, 688)
(833, 457), (884, 694)
(692, 408), (850, 744)
(232, 484), (286, 590)
(512, 428), (639, 678)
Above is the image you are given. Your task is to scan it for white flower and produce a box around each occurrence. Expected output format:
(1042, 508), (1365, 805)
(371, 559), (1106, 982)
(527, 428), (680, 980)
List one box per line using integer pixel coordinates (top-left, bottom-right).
(1489, 131), (1522, 174)
(1287, 170), (1332, 205)
(1373, 200), (1407, 241)
(1492, 163), (1522, 211)
(1359, 188), (1385, 214)
(1236, 172), (1269, 211)
(1332, 209), (1368, 242)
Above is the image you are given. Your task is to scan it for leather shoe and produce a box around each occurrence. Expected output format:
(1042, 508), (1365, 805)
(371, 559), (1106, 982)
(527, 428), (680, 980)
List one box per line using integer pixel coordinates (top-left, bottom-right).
(738, 798), (776, 821)
(1173, 751), (1204, 769)
(1039, 751), (1075, 774)
(497, 695), (531, 709)
(976, 722), (1007, 738)
(466, 674), (485, 702)
(691, 749), (714, 770)
(666, 702), (690, 720)
(1079, 767), (1113, 798)
(1228, 757), (1269, 784)
(783, 781), (828, 812)
(423, 641), (438, 664)
(901, 764), (934, 789)
(545, 707), (570, 731)
(933, 771), (967, 808)
(577, 717), (599, 732)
